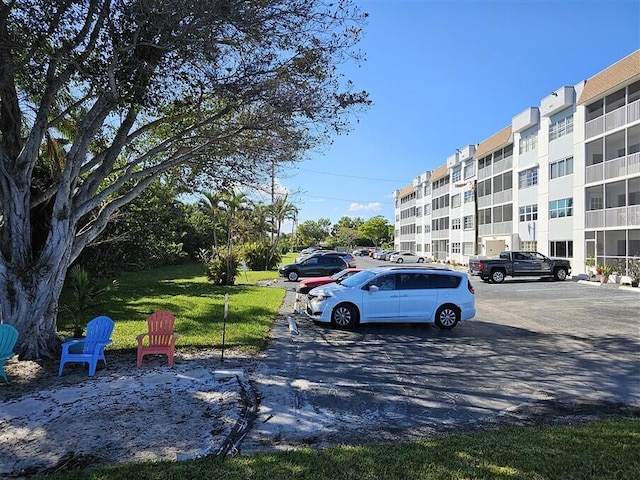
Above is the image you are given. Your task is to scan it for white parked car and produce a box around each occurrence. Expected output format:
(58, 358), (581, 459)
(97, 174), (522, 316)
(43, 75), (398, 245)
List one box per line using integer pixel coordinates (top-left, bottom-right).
(306, 267), (476, 329)
(377, 250), (399, 261)
(388, 251), (425, 263)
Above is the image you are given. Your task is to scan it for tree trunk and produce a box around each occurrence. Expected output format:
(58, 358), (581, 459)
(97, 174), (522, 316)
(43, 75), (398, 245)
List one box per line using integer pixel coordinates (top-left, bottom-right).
(0, 262), (67, 359)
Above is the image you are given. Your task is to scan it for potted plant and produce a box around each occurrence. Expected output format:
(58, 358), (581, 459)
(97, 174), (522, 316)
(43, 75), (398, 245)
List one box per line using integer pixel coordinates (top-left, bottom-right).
(599, 264), (613, 283)
(594, 265), (603, 282)
(585, 256), (596, 278)
(629, 258), (640, 287)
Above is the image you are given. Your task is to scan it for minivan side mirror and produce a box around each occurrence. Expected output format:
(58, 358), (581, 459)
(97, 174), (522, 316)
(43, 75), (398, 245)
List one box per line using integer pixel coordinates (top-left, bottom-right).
(367, 284), (380, 292)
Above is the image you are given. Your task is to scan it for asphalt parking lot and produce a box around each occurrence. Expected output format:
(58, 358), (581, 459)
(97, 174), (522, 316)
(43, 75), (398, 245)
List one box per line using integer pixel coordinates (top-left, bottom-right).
(241, 257), (640, 452)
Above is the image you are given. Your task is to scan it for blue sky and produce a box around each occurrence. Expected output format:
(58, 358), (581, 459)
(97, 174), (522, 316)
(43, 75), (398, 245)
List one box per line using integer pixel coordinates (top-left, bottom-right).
(276, 0), (640, 227)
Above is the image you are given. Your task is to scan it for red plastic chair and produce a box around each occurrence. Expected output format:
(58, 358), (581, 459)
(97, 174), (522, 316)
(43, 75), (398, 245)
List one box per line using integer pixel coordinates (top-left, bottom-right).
(136, 310), (179, 368)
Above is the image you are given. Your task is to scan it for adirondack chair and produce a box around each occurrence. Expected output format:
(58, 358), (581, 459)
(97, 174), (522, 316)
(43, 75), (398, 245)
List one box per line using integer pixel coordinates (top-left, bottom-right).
(0, 324), (19, 384)
(136, 310), (179, 368)
(59, 315), (115, 376)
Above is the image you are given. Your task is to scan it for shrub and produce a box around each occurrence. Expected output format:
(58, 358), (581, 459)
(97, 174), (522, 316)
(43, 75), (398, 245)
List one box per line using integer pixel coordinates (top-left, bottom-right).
(243, 242), (282, 271)
(198, 247), (240, 285)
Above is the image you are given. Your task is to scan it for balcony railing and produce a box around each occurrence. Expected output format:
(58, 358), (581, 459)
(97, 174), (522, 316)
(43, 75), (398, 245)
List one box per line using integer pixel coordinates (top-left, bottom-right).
(477, 167), (490, 181)
(432, 185), (449, 197)
(432, 206), (450, 217)
(585, 152), (640, 184)
(585, 99), (640, 139)
(492, 221), (513, 234)
(493, 155), (513, 174)
(431, 229), (449, 239)
(478, 224), (492, 236)
(492, 189), (513, 204)
(585, 205), (640, 228)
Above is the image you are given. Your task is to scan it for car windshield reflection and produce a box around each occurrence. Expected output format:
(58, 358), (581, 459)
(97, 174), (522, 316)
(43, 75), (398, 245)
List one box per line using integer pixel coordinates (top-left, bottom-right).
(339, 269), (375, 288)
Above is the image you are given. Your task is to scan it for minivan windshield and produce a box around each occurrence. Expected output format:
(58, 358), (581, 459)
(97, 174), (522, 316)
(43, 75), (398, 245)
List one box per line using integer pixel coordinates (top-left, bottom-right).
(339, 269), (377, 288)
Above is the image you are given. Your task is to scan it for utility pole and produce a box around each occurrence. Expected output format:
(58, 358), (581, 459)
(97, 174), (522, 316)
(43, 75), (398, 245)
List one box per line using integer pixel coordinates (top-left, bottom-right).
(472, 179), (479, 256)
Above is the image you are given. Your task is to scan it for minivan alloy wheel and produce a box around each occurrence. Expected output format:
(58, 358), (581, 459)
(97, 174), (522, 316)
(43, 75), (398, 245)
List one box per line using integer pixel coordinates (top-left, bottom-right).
(435, 305), (459, 330)
(332, 304), (357, 328)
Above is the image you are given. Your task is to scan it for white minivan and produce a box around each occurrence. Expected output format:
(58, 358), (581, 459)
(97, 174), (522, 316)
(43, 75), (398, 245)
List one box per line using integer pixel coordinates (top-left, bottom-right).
(306, 267), (475, 329)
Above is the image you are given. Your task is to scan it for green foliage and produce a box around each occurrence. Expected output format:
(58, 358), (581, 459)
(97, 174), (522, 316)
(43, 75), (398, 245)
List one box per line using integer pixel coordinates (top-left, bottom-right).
(59, 265), (119, 337)
(243, 242), (282, 271)
(358, 216), (392, 245)
(296, 218), (332, 246)
(199, 247), (240, 285)
(77, 180), (190, 274)
(628, 257), (640, 281)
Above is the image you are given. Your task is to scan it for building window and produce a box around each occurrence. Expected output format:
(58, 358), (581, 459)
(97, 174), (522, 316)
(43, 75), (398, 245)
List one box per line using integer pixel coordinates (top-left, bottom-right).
(519, 204), (538, 222)
(590, 197), (603, 210)
(463, 242), (474, 255)
(463, 215), (474, 230)
(452, 242), (461, 254)
(549, 198), (573, 218)
(518, 167), (538, 189)
(452, 218), (461, 230)
(464, 190), (474, 203)
(416, 244), (422, 251)
(451, 194), (461, 208)
(424, 224), (431, 233)
(432, 217), (449, 231)
(416, 225), (422, 234)
(550, 156), (574, 179)
(464, 161), (475, 179)
(550, 240), (573, 258)
(416, 206), (422, 217)
(452, 166), (461, 183)
(521, 241), (537, 251)
(549, 114), (574, 141)
(519, 131), (538, 154)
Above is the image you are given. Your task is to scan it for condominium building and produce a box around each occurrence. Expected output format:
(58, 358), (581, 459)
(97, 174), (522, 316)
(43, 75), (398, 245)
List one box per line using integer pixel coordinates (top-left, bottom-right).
(393, 50), (640, 276)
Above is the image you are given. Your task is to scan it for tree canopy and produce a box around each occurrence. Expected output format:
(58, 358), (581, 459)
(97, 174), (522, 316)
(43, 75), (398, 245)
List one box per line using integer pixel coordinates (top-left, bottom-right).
(0, 0), (370, 358)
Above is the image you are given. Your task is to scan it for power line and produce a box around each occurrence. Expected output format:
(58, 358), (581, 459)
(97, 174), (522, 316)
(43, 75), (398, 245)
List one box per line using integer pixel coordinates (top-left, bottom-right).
(302, 193), (393, 205)
(296, 168), (409, 183)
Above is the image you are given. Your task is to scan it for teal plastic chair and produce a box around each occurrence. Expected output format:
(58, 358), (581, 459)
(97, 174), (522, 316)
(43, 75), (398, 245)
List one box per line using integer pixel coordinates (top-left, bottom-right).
(59, 316), (115, 376)
(0, 324), (19, 384)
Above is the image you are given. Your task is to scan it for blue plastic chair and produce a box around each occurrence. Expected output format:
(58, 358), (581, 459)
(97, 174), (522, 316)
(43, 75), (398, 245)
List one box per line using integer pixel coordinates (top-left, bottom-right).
(0, 324), (19, 384)
(59, 316), (115, 376)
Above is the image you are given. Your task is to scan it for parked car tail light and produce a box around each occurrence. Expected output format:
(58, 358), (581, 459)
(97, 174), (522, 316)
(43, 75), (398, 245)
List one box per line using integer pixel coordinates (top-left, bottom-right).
(467, 280), (475, 294)
(477, 262), (484, 271)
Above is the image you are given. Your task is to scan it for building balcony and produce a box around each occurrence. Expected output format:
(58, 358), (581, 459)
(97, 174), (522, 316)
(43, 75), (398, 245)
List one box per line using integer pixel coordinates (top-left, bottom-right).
(585, 152), (640, 184)
(585, 205), (640, 228)
(585, 99), (640, 139)
(432, 185), (449, 197)
(477, 221), (513, 236)
(431, 229), (450, 239)
(492, 155), (513, 175)
(432, 206), (450, 217)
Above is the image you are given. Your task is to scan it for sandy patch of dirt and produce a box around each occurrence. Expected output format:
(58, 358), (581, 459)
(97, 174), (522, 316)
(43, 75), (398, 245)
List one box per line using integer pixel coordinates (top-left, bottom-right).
(0, 349), (255, 478)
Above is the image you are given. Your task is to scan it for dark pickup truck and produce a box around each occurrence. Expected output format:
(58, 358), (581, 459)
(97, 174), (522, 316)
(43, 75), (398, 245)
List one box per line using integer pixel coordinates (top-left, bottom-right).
(468, 251), (571, 283)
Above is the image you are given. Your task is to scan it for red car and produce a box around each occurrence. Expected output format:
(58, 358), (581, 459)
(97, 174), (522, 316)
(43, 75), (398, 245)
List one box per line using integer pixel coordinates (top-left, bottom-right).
(296, 268), (363, 294)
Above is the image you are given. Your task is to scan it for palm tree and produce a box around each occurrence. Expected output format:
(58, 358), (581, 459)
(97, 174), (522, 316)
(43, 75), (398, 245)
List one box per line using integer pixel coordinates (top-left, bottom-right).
(267, 195), (298, 264)
(197, 191), (224, 248)
(219, 190), (252, 283)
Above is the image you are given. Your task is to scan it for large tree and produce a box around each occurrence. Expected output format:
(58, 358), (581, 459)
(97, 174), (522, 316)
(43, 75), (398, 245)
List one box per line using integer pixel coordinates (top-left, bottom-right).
(359, 216), (392, 246)
(0, 0), (369, 358)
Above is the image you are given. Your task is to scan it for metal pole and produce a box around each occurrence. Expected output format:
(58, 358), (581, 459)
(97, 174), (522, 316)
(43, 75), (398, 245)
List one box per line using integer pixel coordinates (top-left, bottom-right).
(221, 293), (229, 362)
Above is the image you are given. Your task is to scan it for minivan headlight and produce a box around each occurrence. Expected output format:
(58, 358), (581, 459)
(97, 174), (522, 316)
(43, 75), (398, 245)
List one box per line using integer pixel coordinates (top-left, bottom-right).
(310, 290), (332, 301)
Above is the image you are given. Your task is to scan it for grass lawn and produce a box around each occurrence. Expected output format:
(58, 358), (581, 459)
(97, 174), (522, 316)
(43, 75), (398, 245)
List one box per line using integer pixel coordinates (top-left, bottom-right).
(44, 418), (640, 479)
(57, 261), (288, 352)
